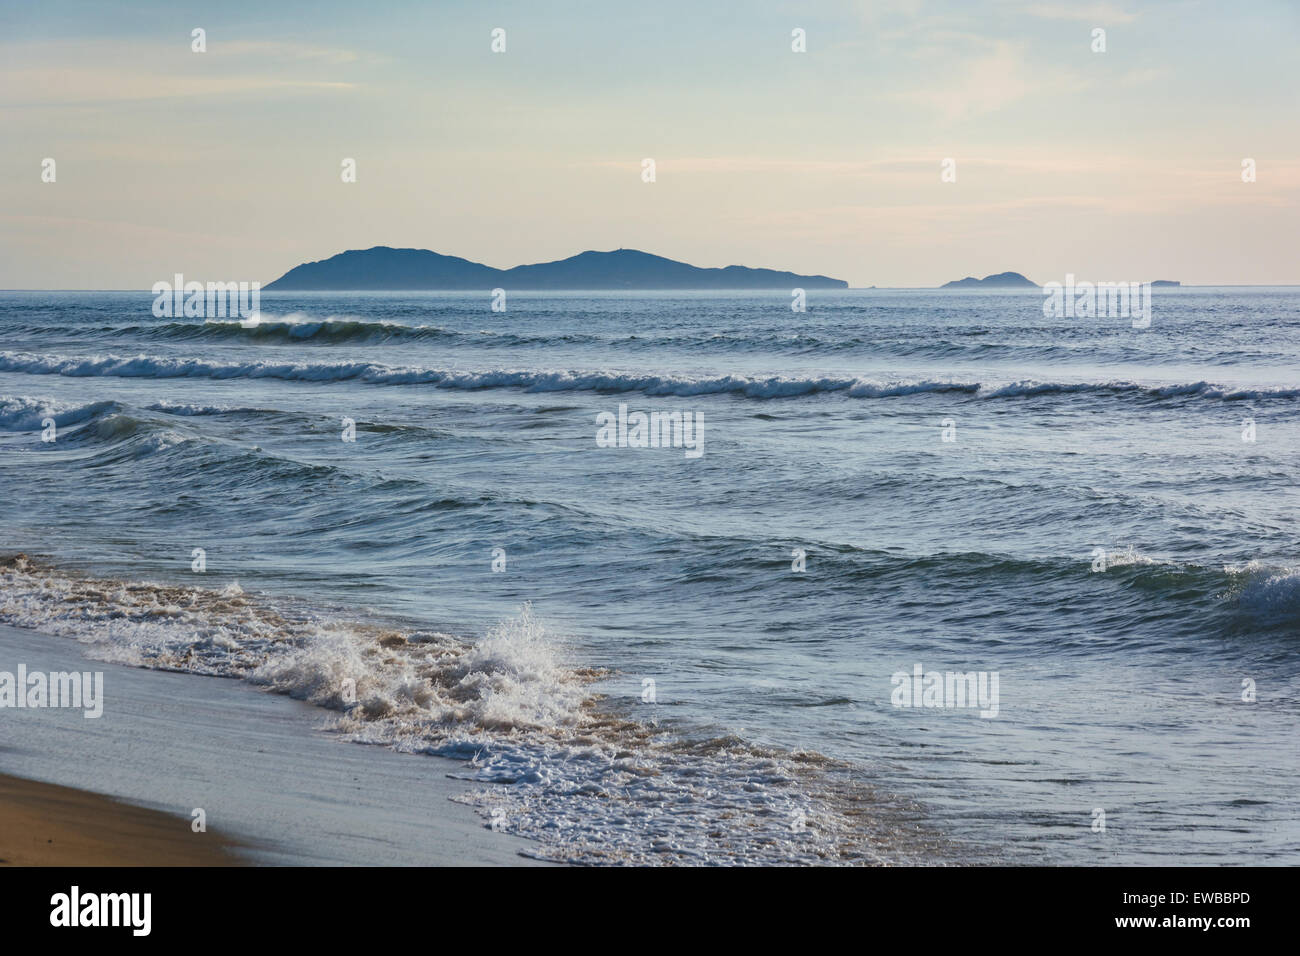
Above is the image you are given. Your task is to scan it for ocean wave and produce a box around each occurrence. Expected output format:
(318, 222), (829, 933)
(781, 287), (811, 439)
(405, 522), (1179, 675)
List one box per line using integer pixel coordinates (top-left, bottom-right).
(0, 555), (917, 865)
(196, 315), (474, 344)
(980, 379), (1300, 401)
(5, 349), (1295, 403)
(7, 314), (602, 348)
(1224, 562), (1300, 623)
(199, 315), (603, 348)
(144, 400), (265, 416)
(0, 395), (192, 458)
(0, 348), (958, 397)
(0, 394), (121, 432)
(10, 316), (1287, 365)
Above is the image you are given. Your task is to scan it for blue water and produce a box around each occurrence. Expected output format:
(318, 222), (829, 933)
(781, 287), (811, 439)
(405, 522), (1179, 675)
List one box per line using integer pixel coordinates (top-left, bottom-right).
(2, 288), (1298, 864)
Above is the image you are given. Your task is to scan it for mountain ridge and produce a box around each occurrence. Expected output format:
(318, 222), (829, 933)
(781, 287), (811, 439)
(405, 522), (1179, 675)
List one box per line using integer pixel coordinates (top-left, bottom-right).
(265, 246), (849, 290)
(940, 272), (1039, 289)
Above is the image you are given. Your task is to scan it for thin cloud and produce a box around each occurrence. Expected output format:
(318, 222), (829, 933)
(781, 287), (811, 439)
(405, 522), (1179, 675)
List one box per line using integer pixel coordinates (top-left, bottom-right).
(886, 40), (1091, 119)
(0, 69), (355, 104)
(219, 41), (364, 64)
(0, 38), (360, 104)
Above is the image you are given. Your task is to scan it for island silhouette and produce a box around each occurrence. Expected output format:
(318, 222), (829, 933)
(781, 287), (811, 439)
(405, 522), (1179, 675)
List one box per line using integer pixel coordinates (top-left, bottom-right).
(940, 272), (1039, 289)
(265, 247), (849, 291)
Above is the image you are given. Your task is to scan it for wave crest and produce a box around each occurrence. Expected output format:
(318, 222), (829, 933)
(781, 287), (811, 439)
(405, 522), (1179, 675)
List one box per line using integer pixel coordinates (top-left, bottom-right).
(5, 350), (1296, 403)
(1225, 562), (1300, 623)
(0, 557), (908, 864)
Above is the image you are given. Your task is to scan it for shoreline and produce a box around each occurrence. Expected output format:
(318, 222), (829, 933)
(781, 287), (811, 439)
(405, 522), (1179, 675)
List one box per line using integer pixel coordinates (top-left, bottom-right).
(0, 623), (552, 866)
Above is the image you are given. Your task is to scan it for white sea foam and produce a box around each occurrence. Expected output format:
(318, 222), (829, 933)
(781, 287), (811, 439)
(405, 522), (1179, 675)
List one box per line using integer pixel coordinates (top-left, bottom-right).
(1224, 562), (1300, 622)
(145, 400), (261, 416)
(1100, 546), (1167, 569)
(0, 395), (119, 431)
(5, 349), (1297, 404)
(0, 556), (901, 864)
(203, 313), (425, 339)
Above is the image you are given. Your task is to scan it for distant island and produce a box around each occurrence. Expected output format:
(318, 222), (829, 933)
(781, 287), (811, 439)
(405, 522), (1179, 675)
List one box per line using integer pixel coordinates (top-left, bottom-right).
(265, 247), (848, 291)
(940, 272), (1038, 289)
(1151, 280), (1180, 287)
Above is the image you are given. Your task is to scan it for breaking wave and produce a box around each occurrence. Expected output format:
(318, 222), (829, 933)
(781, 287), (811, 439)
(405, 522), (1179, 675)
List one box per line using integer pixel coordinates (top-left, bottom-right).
(3, 350), (1297, 403)
(0, 555), (938, 865)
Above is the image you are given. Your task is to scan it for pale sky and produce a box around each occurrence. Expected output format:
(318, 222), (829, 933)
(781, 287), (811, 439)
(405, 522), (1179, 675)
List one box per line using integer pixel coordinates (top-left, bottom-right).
(2, 0), (1297, 288)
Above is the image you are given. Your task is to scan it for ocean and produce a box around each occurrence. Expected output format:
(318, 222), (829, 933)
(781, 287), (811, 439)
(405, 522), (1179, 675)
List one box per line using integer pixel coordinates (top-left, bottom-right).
(1, 287), (1297, 865)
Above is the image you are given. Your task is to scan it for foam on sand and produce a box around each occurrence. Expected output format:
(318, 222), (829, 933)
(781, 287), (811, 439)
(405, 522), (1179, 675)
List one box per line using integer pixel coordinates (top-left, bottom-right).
(0, 555), (939, 865)
(0, 622), (544, 865)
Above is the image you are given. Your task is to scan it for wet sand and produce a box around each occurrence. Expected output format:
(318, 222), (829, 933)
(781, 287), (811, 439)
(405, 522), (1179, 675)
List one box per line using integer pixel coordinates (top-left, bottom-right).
(0, 623), (550, 866)
(0, 772), (240, 866)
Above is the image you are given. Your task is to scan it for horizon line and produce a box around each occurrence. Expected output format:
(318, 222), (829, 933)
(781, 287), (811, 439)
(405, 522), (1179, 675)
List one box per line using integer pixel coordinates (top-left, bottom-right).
(5, 283), (1299, 292)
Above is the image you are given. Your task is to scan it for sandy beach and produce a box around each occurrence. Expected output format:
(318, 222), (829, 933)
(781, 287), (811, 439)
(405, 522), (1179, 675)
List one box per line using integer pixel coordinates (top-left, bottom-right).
(0, 623), (549, 866)
(0, 772), (240, 866)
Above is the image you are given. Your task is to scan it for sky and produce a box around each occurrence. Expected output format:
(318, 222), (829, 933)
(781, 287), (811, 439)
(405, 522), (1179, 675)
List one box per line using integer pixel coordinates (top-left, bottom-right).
(2, 0), (1298, 288)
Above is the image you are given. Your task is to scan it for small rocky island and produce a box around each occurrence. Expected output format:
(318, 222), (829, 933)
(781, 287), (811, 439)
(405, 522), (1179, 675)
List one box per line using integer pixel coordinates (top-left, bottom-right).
(939, 272), (1039, 289)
